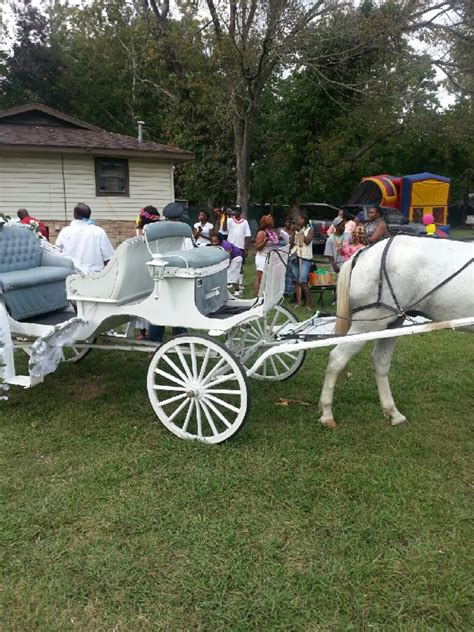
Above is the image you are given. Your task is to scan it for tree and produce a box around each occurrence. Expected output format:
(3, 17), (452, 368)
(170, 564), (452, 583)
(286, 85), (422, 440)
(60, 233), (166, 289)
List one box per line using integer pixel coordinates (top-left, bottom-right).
(141, 0), (472, 212)
(0, 0), (65, 108)
(141, 1), (337, 211)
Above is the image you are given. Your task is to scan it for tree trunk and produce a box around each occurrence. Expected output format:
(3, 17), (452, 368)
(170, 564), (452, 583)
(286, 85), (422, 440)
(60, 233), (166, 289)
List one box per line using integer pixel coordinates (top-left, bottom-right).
(233, 98), (255, 215)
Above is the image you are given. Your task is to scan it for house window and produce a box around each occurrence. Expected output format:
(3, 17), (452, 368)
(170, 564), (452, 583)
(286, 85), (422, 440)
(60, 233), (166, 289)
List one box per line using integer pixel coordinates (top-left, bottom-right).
(95, 158), (129, 196)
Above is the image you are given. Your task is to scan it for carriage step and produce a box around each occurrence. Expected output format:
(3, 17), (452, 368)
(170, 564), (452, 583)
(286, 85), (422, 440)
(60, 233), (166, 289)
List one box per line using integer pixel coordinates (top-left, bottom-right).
(5, 375), (43, 388)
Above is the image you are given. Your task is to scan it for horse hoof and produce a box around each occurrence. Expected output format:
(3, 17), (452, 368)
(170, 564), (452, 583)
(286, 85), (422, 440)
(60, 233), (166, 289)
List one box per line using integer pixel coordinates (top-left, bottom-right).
(321, 418), (337, 429)
(391, 415), (408, 426)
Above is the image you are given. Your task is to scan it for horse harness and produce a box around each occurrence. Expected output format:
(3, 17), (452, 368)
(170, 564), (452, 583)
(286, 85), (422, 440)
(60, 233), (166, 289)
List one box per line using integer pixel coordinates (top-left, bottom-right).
(351, 236), (474, 321)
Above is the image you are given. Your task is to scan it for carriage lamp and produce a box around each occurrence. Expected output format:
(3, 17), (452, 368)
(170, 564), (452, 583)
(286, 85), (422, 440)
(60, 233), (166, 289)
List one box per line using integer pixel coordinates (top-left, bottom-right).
(147, 255), (169, 299)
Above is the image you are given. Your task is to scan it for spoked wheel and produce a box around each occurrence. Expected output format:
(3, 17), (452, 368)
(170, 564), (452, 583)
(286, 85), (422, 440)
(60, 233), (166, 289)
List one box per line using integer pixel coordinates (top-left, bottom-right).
(147, 335), (250, 444)
(61, 341), (95, 363)
(226, 304), (305, 381)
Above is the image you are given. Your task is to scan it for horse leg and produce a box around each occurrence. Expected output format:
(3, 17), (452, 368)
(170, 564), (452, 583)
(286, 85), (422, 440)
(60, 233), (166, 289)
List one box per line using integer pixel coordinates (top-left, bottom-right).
(319, 340), (367, 428)
(372, 338), (407, 426)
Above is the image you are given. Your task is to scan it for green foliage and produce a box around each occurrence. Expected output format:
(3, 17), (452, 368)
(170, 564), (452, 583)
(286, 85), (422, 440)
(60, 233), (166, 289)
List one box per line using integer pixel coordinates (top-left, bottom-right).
(0, 0), (471, 212)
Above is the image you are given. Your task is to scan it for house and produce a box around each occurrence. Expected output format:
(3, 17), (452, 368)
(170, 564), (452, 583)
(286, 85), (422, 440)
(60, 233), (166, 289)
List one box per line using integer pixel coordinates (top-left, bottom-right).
(0, 103), (193, 243)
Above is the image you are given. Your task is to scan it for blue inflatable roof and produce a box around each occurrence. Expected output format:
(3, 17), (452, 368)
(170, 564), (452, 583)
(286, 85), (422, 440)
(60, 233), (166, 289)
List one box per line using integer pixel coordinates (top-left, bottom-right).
(403, 172), (451, 184)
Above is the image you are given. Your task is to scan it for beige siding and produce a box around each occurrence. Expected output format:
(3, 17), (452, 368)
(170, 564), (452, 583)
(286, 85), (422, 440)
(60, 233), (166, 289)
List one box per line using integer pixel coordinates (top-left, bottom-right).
(0, 151), (175, 220)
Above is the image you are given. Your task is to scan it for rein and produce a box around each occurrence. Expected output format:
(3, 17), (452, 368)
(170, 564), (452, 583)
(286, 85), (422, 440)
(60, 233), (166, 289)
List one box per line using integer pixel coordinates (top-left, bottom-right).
(350, 236), (474, 321)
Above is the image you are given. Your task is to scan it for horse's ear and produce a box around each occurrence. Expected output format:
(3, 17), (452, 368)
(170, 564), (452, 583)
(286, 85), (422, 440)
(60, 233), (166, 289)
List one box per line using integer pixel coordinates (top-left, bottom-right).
(335, 261), (353, 335)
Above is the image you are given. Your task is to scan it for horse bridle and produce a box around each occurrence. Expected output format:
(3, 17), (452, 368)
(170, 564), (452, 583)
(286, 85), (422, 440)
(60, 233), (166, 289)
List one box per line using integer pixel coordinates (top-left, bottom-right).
(351, 236), (474, 321)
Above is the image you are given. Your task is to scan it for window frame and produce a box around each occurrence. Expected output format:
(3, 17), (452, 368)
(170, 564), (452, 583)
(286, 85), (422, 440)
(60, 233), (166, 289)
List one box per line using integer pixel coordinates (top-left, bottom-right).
(94, 157), (130, 197)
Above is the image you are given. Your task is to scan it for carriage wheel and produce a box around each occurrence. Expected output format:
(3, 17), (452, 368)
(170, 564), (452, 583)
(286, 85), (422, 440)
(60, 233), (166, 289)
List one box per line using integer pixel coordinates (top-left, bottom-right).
(61, 341), (95, 363)
(226, 304), (306, 381)
(147, 335), (250, 444)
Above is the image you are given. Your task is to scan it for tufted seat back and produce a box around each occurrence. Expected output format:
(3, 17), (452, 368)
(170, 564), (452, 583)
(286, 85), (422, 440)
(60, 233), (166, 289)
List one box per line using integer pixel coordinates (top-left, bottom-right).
(144, 221), (193, 255)
(0, 225), (42, 272)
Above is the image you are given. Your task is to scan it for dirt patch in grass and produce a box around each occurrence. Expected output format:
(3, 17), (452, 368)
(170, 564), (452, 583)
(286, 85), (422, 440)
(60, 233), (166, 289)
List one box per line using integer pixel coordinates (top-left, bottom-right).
(68, 380), (106, 401)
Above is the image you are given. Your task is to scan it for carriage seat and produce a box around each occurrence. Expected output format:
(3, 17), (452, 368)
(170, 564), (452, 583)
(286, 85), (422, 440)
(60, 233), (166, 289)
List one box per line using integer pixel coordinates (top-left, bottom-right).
(143, 222), (230, 316)
(144, 222), (229, 273)
(156, 246), (229, 270)
(67, 237), (154, 304)
(0, 224), (74, 320)
(66, 222), (229, 307)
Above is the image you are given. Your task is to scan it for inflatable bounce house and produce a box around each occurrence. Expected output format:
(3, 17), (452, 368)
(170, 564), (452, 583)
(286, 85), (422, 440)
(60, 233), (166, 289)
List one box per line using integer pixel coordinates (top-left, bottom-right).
(348, 172), (451, 231)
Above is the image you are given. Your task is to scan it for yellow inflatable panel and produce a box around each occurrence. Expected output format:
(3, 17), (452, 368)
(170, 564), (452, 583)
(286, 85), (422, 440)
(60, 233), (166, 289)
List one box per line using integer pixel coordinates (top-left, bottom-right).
(411, 179), (449, 207)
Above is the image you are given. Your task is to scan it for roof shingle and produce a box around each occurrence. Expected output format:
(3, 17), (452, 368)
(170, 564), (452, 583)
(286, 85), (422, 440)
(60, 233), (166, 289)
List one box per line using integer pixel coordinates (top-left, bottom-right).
(0, 103), (193, 161)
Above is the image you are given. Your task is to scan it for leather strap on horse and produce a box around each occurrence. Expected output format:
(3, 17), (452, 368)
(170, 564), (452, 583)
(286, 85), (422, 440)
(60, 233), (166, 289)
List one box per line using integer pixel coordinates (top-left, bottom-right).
(352, 237), (401, 316)
(351, 236), (474, 320)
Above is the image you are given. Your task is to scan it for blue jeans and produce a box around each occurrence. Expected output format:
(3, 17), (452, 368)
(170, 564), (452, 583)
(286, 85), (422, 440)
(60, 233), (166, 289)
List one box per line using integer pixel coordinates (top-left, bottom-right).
(291, 257), (312, 284)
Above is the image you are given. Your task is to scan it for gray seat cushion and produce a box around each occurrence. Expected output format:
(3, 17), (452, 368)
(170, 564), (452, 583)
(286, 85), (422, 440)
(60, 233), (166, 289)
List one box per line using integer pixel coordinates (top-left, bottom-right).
(163, 247), (229, 269)
(144, 221), (193, 241)
(0, 266), (72, 292)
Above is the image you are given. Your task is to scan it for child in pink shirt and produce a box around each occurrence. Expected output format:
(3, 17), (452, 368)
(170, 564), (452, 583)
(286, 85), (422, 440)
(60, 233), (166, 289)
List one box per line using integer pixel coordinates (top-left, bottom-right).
(338, 225), (369, 261)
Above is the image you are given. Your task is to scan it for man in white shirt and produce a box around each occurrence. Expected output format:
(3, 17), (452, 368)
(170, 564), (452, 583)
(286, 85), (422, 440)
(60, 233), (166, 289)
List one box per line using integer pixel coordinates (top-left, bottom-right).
(222, 205), (251, 295)
(56, 203), (114, 274)
(226, 206), (251, 257)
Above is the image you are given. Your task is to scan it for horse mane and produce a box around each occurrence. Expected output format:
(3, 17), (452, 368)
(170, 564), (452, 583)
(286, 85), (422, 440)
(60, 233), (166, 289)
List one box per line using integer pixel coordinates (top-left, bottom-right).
(334, 244), (371, 335)
(335, 258), (354, 335)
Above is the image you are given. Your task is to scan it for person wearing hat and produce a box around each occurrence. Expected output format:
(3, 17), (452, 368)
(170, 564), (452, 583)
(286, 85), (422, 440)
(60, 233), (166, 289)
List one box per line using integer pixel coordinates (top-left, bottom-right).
(162, 202), (194, 249)
(323, 216), (349, 275)
(327, 210), (355, 237)
(221, 205), (251, 296)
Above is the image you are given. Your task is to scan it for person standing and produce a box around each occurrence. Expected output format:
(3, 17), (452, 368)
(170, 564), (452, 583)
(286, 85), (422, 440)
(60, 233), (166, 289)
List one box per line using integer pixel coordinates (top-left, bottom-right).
(56, 203), (114, 273)
(226, 206), (251, 256)
(224, 206), (251, 295)
(214, 207), (230, 241)
(290, 212), (314, 309)
(193, 209), (214, 246)
(254, 214), (280, 296)
(278, 218), (293, 246)
(324, 216), (348, 275)
(327, 210), (355, 237)
(17, 208), (49, 239)
(279, 218), (295, 297)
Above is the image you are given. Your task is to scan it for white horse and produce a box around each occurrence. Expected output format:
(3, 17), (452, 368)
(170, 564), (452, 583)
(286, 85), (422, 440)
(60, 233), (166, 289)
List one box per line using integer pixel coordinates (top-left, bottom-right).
(319, 235), (474, 427)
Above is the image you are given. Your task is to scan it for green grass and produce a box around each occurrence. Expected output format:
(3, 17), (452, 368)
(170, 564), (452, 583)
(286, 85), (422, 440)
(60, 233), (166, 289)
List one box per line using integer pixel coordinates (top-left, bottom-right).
(449, 227), (473, 240)
(1, 263), (473, 630)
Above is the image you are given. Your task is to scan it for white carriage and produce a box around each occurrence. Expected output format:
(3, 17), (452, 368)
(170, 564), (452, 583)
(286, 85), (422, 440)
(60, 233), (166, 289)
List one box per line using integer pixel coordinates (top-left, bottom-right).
(1, 221), (307, 443)
(1, 222), (472, 443)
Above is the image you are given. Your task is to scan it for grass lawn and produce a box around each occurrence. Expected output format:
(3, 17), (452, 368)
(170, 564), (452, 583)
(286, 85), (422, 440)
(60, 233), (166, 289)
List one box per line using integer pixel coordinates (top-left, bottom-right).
(2, 261), (473, 630)
(448, 227), (473, 240)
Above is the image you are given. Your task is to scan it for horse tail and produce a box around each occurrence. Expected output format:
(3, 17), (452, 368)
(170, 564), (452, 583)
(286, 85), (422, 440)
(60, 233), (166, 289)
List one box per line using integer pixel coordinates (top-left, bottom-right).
(335, 259), (354, 336)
